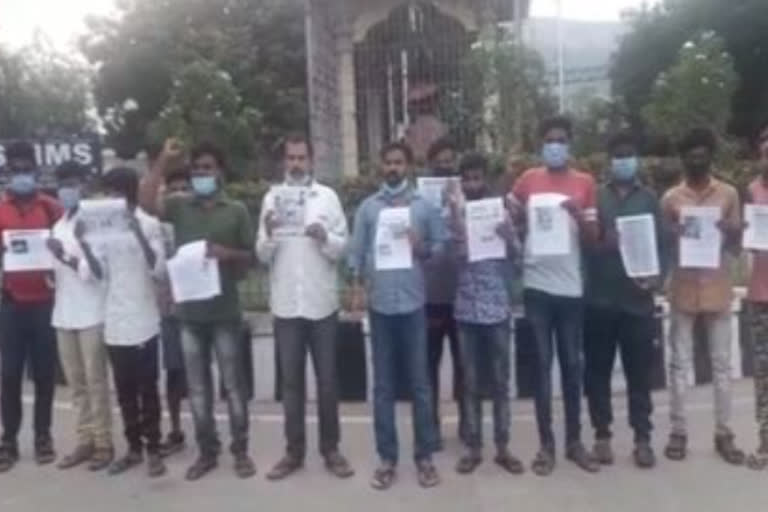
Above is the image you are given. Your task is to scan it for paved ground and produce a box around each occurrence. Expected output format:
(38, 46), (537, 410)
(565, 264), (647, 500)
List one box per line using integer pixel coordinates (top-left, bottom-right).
(1, 381), (768, 512)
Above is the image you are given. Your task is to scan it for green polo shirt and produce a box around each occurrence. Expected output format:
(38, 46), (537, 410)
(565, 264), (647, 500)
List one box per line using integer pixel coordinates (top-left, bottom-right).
(584, 181), (664, 317)
(163, 193), (255, 323)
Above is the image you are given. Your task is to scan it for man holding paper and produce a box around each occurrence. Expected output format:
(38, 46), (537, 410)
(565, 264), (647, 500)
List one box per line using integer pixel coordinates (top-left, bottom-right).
(140, 140), (256, 481)
(511, 116), (599, 475)
(256, 134), (354, 481)
(0, 141), (63, 472)
(446, 153), (523, 475)
(583, 133), (663, 469)
(348, 142), (444, 490)
(661, 128), (745, 465)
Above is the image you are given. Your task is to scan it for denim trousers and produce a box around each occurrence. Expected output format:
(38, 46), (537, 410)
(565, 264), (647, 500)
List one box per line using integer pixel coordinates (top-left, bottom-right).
(369, 308), (436, 464)
(456, 320), (511, 451)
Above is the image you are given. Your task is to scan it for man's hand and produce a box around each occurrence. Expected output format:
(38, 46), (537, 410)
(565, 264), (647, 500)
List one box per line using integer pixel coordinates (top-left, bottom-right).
(633, 277), (660, 291)
(716, 219), (747, 237)
(264, 210), (279, 238)
(349, 284), (367, 313)
(206, 242), (230, 260)
(305, 223), (328, 244)
(495, 220), (515, 241)
(160, 138), (184, 170)
(561, 198), (582, 220)
(46, 238), (65, 260)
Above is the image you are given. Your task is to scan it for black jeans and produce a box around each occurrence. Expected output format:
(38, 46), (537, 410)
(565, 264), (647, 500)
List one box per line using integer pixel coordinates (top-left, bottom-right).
(524, 289), (584, 451)
(584, 306), (654, 443)
(0, 296), (57, 445)
(426, 304), (466, 441)
(274, 313), (340, 459)
(107, 338), (161, 454)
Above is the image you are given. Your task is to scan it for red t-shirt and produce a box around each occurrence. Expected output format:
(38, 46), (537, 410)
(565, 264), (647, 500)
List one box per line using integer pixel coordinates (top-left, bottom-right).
(512, 166), (597, 212)
(0, 193), (63, 303)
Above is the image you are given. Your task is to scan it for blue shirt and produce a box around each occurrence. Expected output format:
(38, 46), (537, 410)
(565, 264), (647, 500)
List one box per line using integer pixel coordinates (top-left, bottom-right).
(348, 186), (446, 315)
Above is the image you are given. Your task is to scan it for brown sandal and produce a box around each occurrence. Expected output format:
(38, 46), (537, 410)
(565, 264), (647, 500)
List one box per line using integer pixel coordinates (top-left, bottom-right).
(715, 434), (745, 466)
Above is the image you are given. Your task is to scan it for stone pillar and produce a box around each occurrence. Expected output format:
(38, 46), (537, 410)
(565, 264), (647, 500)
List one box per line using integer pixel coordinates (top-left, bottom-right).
(337, 26), (359, 179)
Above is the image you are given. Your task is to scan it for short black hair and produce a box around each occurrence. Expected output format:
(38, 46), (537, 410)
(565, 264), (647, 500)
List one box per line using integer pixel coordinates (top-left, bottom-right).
(278, 133), (314, 158)
(102, 167), (139, 204)
(677, 128), (717, 155)
(5, 141), (36, 164)
(55, 161), (88, 181)
(165, 167), (190, 185)
(539, 116), (573, 139)
(427, 137), (457, 162)
(607, 131), (639, 154)
(458, 152), (489, 177)
(380, 141), (414, 164)
(190, 141), (227, 169)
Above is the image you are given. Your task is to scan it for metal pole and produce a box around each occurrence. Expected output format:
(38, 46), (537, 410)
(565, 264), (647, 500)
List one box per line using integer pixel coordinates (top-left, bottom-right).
(556, 0), (565, 113)
(514, 0), (524, 148)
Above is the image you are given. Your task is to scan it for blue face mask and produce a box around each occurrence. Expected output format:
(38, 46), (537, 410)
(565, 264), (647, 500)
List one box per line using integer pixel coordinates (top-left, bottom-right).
(611, 157), (639, 182)
(58, 186), (81, 210)
(541, 143), (570, 170)
(191, 176), (218, 197)
(382, 179), (408, 197)
(8, 173), (37, 196)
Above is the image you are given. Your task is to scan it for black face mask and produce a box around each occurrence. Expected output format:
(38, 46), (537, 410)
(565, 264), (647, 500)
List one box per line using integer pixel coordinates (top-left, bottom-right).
(432, 166), (454, 178)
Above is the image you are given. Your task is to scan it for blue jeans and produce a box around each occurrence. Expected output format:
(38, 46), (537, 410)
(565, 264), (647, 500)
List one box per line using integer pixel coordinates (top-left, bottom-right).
(457, 321), (511, 451)
(181, 322), (249, 457)
(369, 309), (436, 464)
(524, 289), (584, 451)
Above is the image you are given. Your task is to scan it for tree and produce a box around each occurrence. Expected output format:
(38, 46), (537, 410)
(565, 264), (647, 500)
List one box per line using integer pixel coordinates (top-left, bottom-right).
(611, 0), (768, 140)
(0, 38), (93, 138)
(641, 31), (739, 143)
(82, 0), (307, 162)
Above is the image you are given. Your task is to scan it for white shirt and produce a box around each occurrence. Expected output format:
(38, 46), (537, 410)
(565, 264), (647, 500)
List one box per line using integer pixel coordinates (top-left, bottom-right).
(51, 212), (106, 330)
(523, 214), (584, 298)
(95, 208), (165, 346)
(256, 181), (347, 320)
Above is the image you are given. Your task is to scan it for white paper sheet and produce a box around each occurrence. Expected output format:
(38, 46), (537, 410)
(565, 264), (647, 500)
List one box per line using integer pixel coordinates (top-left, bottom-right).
(679, 206), (722, 269)
(466, 198), (507, 262)
(743, 204), (768, 251)
(272, 185), (308, 239)
(78, 198), (129, 239)
(3, 229), (53, 272)
(417, 177), (461, 215)
(527, 193), (571, 256)
(616, 214), (660, 278)
(166, 241), (221, 303)
(374, 207), (412, 270)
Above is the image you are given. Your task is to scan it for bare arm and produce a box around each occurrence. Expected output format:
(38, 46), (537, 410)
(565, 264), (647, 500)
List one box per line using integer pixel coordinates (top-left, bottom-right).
(139, 138), (184, 217)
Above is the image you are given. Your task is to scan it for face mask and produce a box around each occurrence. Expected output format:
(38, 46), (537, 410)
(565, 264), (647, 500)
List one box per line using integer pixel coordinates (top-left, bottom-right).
(191, 176), (218, 197)
(382, 179), (408, 197)
(541, 143), (570, 170)
(58, 186), (81, 210)
(8, 173), (37, 196)
(286, 169), (311, 187)
(611, 157), (639, 182)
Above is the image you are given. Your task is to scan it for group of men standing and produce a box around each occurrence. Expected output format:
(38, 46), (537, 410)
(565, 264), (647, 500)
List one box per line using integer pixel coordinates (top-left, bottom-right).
(1, 116), (768, 491)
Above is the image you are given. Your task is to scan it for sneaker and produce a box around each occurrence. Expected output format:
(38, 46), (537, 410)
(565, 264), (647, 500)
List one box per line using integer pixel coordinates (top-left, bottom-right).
(147, 453), (167, 478)
(266, 454), (303, 481)
(34, 437), (56, 465)
(634, 441), (657, 469)
(415, 459), (440, 488)
(324, 451), (354, 479)
(592, 439), (614, 465)
(160, 431), (185, 458)
(233, 453), (257, 479)
(57, 444), (94, 470)
(566, 442), (600, 473)
(370, 461), (396, 491)
(0, 443), (19, 473)
(185, 455), (218, 481)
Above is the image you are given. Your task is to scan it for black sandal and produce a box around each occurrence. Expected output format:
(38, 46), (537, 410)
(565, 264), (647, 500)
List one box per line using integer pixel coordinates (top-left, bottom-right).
(370, 463), (396, 490)
(715, 434), (745, 466)
(665, 433), (687, 461)
(531, 449), (555, 477)
(456, 453), (482, 474)
(416, 460), (440, 488)
(185, 456), (218, 481)
(495, 452), (525, 475)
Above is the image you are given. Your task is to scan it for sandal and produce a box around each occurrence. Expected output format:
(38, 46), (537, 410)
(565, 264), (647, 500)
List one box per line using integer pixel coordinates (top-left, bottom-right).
(89, 446), (114, 472)
(35, 437), (56, 465)
(0, 443), (19, 473)
(233, 453), (257, 479)
(715, 433), (745, 466)
(494, 451), (524, 475)
(416, 459), (440, 488)
(325, 452), (354, 479)
(58, 444), (94, 470)
(747, 453), (768, 471)
(566, 442), (600, 473)
(531, 449), (555, 477)
(456, 452), (483, 475)
(370, 462), (396, 491)
(665, 433), (687, 461)
(185, 455), (218, 481)
(108, 451), (143, 476)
